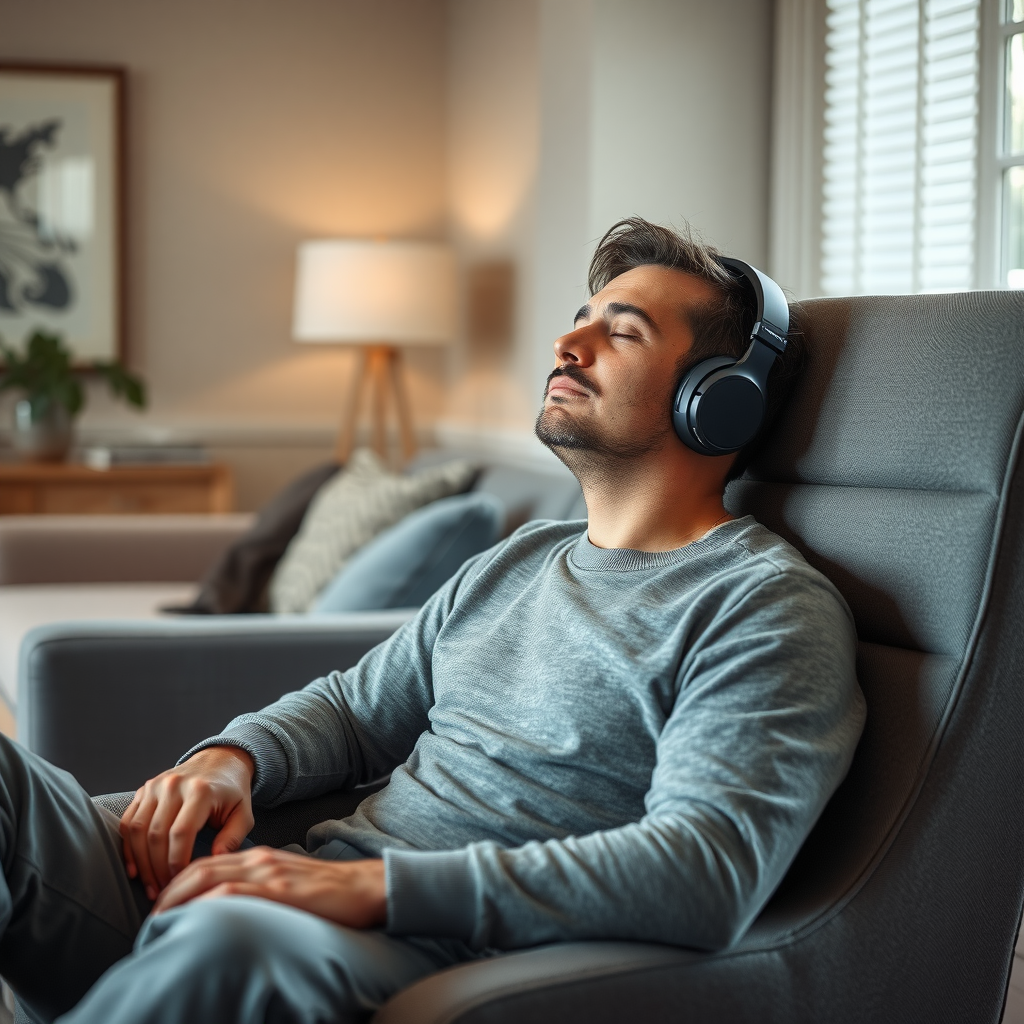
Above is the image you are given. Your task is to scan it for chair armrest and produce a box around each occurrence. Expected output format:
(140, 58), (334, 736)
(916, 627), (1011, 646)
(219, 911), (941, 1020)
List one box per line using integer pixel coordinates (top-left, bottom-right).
(375, 941), (704, 1024)
(18, 611), (414, 795)
(0, 513), (254, 584)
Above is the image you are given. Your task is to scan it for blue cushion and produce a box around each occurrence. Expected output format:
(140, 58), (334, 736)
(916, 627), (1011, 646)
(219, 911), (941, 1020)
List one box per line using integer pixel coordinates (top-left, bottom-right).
(311, 492), (505, 612)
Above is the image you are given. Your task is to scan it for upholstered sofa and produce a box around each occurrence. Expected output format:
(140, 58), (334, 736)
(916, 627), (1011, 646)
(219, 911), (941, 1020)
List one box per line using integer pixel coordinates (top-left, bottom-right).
(13, 456), (584, 795)
(0, 513), (253, 728)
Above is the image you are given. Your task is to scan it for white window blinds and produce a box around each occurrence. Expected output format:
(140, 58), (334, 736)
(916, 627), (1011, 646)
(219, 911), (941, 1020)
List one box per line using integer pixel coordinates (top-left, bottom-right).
(821, 0), (981, 294)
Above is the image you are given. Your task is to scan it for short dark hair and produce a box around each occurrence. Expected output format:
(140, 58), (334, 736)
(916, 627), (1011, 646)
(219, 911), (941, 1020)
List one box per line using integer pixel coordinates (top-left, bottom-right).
(588, 217), (805, 478)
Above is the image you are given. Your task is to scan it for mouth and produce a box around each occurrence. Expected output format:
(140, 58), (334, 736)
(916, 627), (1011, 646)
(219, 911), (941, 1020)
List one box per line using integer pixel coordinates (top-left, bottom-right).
(545, 366), (598, 401)
(546, 379), (590, 399)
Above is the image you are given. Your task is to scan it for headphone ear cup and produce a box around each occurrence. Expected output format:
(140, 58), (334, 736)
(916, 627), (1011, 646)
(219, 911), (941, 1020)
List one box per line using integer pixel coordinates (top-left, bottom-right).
(692, 374), (765, 453)
(673, 357), (735, 455)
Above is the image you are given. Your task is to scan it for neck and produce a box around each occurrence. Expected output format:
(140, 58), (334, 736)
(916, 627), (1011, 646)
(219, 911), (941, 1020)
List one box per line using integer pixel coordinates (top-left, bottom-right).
(561, 446), (733, 552)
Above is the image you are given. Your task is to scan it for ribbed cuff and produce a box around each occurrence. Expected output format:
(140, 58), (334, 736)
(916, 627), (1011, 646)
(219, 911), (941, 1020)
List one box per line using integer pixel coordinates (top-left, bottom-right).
(384, 847), (477, 941)
(177, 722), (290, 804)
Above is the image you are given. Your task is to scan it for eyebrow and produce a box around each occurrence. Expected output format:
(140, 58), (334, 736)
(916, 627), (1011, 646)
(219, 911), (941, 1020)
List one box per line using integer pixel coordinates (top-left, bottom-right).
(606, 301), (658, 331)
(573, 301), (658, 332)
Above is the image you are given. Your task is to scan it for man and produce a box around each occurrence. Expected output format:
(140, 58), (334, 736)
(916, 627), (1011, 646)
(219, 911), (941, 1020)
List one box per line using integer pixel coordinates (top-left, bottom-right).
(0, 218), (864, 1023)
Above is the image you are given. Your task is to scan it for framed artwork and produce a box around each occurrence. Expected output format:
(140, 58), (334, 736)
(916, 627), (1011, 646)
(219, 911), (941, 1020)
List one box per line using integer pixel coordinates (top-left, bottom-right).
(0, 64), (125, 362)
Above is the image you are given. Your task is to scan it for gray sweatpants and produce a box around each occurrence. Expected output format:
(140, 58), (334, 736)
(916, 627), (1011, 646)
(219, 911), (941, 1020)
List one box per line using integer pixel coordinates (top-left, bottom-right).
(0, 735), (473, 1023)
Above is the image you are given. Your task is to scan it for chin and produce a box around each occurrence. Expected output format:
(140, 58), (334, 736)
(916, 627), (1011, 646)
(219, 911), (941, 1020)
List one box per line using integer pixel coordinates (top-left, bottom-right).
(534, 406), (593, 450)
(535, 406), (670, 463)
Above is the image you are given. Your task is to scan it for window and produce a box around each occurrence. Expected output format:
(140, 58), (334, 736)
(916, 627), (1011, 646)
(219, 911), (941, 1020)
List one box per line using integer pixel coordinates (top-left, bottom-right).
(820, 0), (982, 295)
(1002, 0), (1024, 286)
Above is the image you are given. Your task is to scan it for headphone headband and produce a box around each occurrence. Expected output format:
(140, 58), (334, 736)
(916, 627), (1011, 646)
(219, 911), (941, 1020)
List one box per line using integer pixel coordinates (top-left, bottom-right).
(717, 256), (790, 354)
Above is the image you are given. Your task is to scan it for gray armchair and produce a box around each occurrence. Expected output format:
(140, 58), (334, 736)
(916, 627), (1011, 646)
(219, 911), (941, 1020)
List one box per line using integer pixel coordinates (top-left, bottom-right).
(16, 290), (1024, 1021)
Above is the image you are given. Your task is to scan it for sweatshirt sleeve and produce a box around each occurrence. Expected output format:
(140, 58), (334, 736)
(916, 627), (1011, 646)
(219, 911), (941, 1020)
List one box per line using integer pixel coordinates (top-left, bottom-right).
(384, 569), (865, 951)
(179, 553), (490, 806)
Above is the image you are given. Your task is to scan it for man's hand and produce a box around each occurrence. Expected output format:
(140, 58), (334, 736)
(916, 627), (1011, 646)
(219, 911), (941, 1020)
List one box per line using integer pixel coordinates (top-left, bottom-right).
(120, 746), (255, 901)
(151, 847), (387, 929)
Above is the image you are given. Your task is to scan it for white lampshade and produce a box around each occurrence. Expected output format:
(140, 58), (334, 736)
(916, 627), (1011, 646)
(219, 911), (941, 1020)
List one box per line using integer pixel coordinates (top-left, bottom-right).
(292, 239), (456, 345)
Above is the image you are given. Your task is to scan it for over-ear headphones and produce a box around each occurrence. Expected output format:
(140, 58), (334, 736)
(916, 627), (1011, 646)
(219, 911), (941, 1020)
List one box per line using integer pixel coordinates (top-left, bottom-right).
(672, 257), (790, 456)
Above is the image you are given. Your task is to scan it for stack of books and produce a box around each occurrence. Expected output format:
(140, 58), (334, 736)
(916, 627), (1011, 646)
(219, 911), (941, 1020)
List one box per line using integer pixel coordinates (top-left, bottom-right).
(80, 444), (210, 470)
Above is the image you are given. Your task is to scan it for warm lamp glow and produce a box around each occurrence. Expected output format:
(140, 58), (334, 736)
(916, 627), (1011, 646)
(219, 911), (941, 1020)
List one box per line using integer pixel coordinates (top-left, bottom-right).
(292, 239), (456, 345)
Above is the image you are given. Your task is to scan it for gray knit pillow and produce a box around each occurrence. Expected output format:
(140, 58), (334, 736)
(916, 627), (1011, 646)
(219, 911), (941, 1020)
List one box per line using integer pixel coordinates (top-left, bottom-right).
(269, 449), (477, 613)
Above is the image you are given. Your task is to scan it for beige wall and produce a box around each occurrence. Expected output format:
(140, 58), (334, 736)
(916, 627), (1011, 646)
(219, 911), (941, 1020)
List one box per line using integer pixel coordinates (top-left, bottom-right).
(444, 0), (542, 437)
(1, 0), (449, 506)
(441, 0), (775, 461)
(589, 0), (773, 264)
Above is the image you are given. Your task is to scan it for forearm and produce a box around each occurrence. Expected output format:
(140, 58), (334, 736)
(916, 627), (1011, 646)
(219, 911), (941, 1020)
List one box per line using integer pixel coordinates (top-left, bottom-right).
(181, 592), (455, 805)
(385, 810), (761, 952)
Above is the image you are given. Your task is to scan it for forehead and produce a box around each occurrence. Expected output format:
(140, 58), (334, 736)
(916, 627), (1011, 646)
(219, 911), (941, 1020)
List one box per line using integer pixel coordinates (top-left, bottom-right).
(594, 264), (719, 324)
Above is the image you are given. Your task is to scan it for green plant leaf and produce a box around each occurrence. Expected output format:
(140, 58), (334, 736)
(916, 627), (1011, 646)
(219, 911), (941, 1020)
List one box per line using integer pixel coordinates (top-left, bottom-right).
(94, 360), (148, 409)
(0, 330), (148, 415)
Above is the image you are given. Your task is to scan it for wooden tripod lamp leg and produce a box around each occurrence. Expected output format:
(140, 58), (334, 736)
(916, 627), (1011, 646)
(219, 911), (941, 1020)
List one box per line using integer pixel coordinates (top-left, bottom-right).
(334, 344), (417, 465)
(335, 348), (370, 463)
(387, 347), (418, 462)
(369, 346), (390, 460)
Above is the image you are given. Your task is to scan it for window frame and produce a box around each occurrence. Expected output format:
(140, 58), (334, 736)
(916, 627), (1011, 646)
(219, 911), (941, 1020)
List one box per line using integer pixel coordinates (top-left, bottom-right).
(976, 0), (1024, 287)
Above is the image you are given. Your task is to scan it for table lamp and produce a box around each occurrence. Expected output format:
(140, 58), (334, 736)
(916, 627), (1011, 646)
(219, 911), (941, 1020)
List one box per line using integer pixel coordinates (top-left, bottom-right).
(293, 239), (456, 463)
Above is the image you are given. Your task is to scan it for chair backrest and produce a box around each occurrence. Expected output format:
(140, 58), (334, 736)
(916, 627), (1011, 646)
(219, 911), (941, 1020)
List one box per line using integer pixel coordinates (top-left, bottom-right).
(724, 291), (1024, 1021)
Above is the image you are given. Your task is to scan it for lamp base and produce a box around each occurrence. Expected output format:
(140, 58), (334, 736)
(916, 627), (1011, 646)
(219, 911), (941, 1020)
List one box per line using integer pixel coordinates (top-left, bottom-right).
(336, 345), (417, 465)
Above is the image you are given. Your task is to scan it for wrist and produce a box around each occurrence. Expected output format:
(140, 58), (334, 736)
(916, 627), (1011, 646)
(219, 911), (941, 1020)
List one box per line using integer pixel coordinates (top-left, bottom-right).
(363, 860), (388, 928)
(337, 859), (388, 929)
(192, 745), (255, 782)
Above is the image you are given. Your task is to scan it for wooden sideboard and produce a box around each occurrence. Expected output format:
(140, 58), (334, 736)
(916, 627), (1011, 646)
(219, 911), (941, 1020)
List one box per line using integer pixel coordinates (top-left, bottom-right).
(0, 462), (234, 514)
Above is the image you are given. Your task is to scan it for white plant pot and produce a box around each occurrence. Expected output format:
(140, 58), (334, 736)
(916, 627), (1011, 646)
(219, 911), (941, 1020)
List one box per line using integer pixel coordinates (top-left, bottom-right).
(11, 398), (74, 462)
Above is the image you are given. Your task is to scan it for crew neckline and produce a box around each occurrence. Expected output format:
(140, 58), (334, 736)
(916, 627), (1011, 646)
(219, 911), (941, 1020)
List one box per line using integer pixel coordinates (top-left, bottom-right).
(569, 515), (753, 571)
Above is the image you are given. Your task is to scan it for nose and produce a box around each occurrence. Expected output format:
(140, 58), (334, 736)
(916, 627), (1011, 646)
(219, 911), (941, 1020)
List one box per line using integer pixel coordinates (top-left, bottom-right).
(553, 323), (598, 367)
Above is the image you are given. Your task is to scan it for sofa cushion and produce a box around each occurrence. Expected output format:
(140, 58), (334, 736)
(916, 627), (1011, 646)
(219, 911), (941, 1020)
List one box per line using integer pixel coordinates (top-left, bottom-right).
(473, 465), (583, 533)
(312, 493), (504, 612)
(176, 461), (341, 614)
(269, 449), (477, 614)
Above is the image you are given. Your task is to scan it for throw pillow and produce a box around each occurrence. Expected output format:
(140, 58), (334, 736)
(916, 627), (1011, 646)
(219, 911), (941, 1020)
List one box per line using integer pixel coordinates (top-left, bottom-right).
(269, 448), (477, 613)
(311, 492), (504, 612)
(169, 461), (341, 614)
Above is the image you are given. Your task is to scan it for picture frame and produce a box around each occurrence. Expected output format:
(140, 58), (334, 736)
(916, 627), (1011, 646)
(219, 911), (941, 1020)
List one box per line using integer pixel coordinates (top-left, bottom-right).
(0, 63), (125, 363)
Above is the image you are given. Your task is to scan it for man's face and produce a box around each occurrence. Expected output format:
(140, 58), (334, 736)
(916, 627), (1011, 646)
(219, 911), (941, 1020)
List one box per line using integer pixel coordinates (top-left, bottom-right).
(535, 264), (719, 462)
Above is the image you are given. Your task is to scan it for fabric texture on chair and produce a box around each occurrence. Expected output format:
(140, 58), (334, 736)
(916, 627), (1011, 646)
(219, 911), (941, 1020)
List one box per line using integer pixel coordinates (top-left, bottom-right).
(312, 493), (504, 612)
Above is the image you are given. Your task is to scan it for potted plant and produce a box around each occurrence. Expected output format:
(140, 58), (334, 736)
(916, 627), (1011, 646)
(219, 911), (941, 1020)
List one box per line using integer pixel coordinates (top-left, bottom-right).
(0, 330), (147, 462)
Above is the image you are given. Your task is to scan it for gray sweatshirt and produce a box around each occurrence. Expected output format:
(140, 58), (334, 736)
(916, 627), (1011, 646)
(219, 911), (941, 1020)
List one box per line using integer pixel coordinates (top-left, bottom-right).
(191, 516), (864, 952)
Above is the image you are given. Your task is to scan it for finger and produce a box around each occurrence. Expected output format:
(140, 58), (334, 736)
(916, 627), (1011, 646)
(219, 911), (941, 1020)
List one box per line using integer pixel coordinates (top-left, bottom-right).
(194, 881), (261, 903)
(121, 837), (136, 878)
(210, 802), (254, 857)
(119, 791), (144, 879)
(118, 789), (143, 832)
(125, 791), (161, 901)
(145, 790), (185, 890)
(166, 794), (216, 878)
(153, 853), (247, 914)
